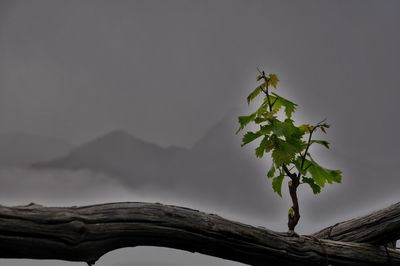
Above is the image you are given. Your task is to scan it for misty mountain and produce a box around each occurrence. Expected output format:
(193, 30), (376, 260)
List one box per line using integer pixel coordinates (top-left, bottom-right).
(33, 130), (188, 187)
(32, 113), (283, 219)
(30, 112), (400, 229)
(0, 132), (72, 167)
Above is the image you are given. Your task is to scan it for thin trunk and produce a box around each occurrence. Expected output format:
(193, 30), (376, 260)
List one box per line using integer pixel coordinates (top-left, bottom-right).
(287, 179), (300, 232)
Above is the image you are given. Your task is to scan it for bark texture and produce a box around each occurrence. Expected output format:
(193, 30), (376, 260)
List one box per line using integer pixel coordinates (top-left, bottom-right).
(0, 202), (399, 266)
(313, 201), (400, 245)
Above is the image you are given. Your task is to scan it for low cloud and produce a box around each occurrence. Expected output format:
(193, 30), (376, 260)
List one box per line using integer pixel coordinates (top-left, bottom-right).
(0, 167), (133, 206)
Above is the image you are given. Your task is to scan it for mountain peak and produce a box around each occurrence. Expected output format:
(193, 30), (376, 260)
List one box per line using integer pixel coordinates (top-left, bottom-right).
(102, 130), (135, 140)
(77, 129), (161, 153)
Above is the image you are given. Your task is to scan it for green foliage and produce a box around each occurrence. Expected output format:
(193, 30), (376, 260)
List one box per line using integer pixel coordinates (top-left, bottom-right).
(268, 74), (279, 88)
(267, 164), (276, 178)
(305, 157), (342, 187)
(241, 131), (262, 146)
(237, 113), (257, 133)
(272, 174), (285, 197)
(247, 84), (264, 104)
(237, 69), (342, 197)
(270, 93), (297, 119)
(311, 140), (330, 149)
(302, 177), (321, 194)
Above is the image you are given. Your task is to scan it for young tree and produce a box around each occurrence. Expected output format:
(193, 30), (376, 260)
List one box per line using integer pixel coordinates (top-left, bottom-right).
(237, 69), (342, 234)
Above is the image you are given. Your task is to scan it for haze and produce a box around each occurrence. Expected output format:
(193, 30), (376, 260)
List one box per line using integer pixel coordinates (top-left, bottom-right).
(0, 1), (399, 265)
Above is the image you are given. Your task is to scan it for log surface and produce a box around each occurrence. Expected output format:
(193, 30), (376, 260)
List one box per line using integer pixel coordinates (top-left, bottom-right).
(0, 202), (399, 266)
(313, 201), (400, 245)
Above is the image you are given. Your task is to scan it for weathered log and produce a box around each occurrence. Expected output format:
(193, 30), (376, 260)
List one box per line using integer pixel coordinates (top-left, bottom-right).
(0, 202), (399, 266)
(313, 201), (400, 245)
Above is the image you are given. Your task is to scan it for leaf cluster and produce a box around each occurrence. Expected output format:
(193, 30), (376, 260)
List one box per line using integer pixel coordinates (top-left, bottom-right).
(237, 70), (342, 196)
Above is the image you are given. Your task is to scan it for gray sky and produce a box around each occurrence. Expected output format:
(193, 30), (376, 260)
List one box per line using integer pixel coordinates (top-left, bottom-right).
(0, 0), (399, 265)
(1, 0), (398, 150)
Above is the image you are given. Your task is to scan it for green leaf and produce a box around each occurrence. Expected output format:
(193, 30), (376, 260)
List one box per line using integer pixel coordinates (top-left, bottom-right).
(267, 164), (275, 178)
(247, 84), (264, 104)
(286, 136), (307, 154)
(305, 157), (342, 187)
(254, 117), (267, 124)
(311, 140), (330, 149)
(293, 156), (306, 175)
(267, 94), (280, 111)
(270, 119), (292, 136)
(241, 131), (261, 146)
(268, 74), (279, 88)
(271, 92), (297, 119)
(320, 123), (330, 133)
(255, 136), (266, 157)
(272, 174), (285, 197)
(255, 145), (264, 158)
(302, 177), (321, 194)
(270, 119), (302, 139)
(294, 156), (313, 175)
(271, 138), (297, 166)
(236, 113), (256, 133)
(259, 124), (274, 136)
(264, 137), (275, 152)
(299, 124), (312, 134)
(256, 134), (276, 157)
(305, 161), (326, 187)
(255, 105), (277, 122)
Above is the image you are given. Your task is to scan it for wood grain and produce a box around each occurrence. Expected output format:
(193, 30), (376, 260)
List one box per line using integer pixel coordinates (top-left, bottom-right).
(0, 202), (399, 265)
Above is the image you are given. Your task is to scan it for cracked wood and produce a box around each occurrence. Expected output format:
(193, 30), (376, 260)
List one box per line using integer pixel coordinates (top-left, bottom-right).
(0, 202), (399, 266)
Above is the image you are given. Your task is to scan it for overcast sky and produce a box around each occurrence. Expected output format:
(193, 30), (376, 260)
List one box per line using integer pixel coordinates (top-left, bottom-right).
(0, 1), (399, 265)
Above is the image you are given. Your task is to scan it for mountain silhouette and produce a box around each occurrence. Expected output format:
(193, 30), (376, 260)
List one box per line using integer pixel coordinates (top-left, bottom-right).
(33, 130), (188, 187)
(27, 113), (399, 230)
(32, 113), (282, 218)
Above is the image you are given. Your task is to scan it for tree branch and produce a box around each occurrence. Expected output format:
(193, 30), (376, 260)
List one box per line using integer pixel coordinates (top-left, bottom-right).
(0, 202), (399, 266)
(282, 164), (297, 180)
(312, 201), (400, 245)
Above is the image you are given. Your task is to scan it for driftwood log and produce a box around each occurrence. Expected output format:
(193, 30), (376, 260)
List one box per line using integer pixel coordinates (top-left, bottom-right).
(312, 202), (400, 245)
(0, 202), (399, 266)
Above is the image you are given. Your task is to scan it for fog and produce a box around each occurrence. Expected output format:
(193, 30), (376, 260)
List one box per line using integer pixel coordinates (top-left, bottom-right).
(0, 0), (399, 265)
